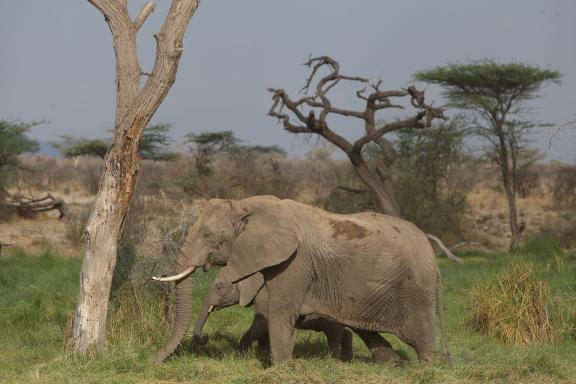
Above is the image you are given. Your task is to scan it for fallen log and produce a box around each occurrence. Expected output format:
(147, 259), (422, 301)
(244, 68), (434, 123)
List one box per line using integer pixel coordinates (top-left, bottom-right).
(1, 192), (67, 219)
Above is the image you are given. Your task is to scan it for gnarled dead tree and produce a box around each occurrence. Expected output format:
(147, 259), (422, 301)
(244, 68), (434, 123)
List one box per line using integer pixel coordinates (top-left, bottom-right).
(268, 56), (446, 215)
(72, 0), (199, 355)
(268, 56), (462, 263)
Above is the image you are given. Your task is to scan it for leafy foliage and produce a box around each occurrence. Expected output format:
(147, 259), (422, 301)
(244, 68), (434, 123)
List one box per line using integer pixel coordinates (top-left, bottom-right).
(552, 164), (576, 209)
(55, 136), (110, 158)
(233, 144), (287, 157)
(414, 59), (561, 109)
(138, 123), (177, 161)
(0, 120), (39, 190)
(393, 120), (468, 239)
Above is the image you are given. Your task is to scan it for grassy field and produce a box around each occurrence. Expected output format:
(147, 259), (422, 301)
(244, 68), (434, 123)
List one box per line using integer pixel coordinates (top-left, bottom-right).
(0, 239), (575, 384)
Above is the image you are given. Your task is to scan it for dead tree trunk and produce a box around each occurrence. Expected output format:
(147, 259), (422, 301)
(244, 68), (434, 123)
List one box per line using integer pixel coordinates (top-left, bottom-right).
(72, 0), (199, 355)
(268, 58), (445, 215)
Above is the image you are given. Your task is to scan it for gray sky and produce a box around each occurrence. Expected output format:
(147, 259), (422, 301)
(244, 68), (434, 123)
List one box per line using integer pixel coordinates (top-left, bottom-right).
(1, 0), (575, 161)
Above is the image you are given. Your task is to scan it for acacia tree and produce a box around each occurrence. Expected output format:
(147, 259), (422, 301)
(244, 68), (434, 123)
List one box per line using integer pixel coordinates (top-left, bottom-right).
(72, 0), (199, 354)
(185, 130), (240, 175)
(415, 59), (561, 251)
(268, 56), (462, 263)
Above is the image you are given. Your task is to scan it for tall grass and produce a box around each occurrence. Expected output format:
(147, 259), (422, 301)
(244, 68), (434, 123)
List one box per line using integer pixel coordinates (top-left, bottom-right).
(470, 261), (569, 344)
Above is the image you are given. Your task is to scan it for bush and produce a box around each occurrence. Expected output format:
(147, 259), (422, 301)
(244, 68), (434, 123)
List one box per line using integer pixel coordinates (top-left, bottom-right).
(0, 120), (39, 189)
(323, 188), (376, 214)
(516, 166), (541, 198)
(393, 121), (469, 241)
(470, 261), (570, 344)
(0, 120), (39, 220)
(552, 164), (576, 209)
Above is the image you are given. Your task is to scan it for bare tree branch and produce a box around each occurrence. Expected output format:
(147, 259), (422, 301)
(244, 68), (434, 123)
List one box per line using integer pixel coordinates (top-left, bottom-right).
(133, 1), (156, 32)
(427, 234), (464, 264)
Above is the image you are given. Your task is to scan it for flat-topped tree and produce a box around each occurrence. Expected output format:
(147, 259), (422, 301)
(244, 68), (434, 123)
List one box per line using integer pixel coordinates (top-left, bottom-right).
(72, 0), (200, 355)
(268, 56), (447, 216)
(415, 59), (561, 251)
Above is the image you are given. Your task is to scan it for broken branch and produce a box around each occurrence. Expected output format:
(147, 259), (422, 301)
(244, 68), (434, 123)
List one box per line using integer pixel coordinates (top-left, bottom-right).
(133, 1), (156, 32)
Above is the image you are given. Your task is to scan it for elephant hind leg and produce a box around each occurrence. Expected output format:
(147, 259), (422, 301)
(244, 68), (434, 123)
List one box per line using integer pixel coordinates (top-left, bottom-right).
(340, 328), (353, 362)
(409, 332), (435, 362)
(402, 310), (435, 362)
(353, 329), (403, 365)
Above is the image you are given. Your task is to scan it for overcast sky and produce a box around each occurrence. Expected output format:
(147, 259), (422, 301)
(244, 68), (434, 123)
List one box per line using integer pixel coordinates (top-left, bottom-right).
(1, 0), (574, 161)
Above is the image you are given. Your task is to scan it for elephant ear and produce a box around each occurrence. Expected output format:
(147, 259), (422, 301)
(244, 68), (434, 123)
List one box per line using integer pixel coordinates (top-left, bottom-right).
(238, 273), (264, 307)
(225, 201), (299, 283)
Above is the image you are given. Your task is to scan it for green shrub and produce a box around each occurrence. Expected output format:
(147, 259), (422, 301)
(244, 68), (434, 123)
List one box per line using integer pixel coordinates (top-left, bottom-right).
(393, 120), (469, 241)
(552, 164), (576, 209)
(521, 235), (564, 260)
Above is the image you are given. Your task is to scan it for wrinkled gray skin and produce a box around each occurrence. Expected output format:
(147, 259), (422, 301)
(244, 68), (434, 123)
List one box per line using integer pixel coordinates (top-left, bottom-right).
(154, 196), (448, 365)
(192, 271), (353, 361)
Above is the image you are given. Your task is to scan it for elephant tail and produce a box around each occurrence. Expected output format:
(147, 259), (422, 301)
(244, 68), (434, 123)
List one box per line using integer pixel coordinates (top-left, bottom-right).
(436, 271), (451, 362)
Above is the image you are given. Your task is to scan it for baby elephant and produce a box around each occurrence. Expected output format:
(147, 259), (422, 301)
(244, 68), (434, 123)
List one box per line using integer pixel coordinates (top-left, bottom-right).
(193, 271), (353, 361)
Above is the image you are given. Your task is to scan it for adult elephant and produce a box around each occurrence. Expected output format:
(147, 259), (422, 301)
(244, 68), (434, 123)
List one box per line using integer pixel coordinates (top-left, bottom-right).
(153, 196), (448, 365)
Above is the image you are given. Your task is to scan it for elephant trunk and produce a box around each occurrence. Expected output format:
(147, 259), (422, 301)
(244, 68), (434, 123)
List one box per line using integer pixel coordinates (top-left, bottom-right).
(192, 301), (212, 345)
(154, 273), (195, 364)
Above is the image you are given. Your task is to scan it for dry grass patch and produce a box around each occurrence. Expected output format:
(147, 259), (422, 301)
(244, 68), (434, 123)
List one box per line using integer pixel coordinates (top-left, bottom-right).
(470, 261), (570, 345)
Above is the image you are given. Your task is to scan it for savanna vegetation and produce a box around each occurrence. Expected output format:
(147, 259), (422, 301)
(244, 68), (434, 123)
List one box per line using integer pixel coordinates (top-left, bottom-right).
(1, 11), (574, 380)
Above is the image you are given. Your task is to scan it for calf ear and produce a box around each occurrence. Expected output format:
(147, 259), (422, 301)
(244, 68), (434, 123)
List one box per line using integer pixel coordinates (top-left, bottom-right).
(225, 201), (298, 283)
(238, 273), (264, 307)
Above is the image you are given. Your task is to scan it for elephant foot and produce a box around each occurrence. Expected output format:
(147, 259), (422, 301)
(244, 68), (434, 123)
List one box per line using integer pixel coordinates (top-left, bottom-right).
(371, 346), (404, 366)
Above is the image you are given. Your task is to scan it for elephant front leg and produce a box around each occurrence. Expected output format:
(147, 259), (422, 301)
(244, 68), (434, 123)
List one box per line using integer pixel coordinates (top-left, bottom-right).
(266, 308), (299, 365)
(264, 262), (310, 365)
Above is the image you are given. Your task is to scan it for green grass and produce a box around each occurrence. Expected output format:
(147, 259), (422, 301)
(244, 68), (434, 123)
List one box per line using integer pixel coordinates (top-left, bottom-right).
(0, 240), (575, 383)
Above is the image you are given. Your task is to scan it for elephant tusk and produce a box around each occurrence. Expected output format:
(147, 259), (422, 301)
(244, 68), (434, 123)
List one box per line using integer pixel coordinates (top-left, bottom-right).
(208, 305), (214, 313)
(152, 266), (197, 282)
